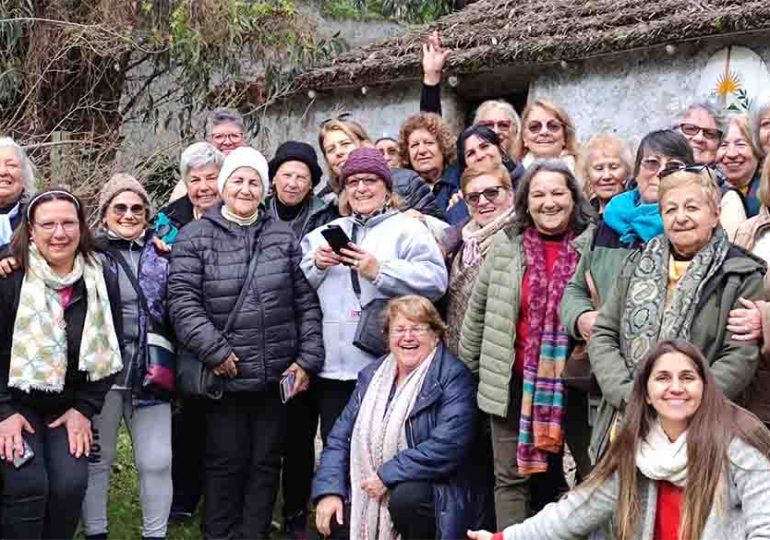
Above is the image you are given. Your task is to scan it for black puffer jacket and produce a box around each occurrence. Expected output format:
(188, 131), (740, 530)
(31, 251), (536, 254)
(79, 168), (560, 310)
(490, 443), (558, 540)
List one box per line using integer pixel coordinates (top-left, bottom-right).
(391, 168), (444, 220)
(168, 204), (324, 394)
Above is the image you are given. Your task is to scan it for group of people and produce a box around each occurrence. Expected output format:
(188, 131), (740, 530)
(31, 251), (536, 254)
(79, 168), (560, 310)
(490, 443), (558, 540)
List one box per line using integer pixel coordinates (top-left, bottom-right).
(2, 31), (770, 540)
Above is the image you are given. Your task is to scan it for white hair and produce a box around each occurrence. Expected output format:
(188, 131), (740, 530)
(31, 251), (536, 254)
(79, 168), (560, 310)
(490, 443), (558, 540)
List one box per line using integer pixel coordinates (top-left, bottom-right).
(179, 142), (224, 183)
(0, 137), (36, 195)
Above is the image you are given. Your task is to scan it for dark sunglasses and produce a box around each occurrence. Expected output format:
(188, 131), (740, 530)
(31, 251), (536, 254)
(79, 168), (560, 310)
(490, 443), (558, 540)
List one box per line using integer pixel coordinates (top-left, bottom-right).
(658, 163), (715, 179)
(526, 120), (563, 134)
(319, 112), (352, 128)
(465, 186), (509, 207)
(676, 123), (723, 141)
(112, 203), (146, 216)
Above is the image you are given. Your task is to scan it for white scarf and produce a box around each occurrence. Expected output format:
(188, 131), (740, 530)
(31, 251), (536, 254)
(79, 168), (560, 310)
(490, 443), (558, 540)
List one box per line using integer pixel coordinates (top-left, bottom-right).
(221, 205), (259, 226)
(10, 244), (123, 392)
(635, 421), (688, 487)
(349, 348), (437, 540)
(0, 201), (20, 245)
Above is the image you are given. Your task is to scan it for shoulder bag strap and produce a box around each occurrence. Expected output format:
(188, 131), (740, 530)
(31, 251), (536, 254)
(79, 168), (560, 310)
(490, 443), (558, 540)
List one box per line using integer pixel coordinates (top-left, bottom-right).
(348, 222), (362, 301)
(112, 249), (150, 314)
(222, 235), (263, 333)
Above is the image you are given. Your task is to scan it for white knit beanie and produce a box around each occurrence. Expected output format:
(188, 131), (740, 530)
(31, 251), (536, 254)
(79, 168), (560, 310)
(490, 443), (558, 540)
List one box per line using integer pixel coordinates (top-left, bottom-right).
(217, 146), (270, 201)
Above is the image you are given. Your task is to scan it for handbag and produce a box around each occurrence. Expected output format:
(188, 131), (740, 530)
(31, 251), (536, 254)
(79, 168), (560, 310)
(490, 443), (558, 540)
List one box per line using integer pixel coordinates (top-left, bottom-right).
(176, 237), (264, 399)
(562, 270), (601, 396)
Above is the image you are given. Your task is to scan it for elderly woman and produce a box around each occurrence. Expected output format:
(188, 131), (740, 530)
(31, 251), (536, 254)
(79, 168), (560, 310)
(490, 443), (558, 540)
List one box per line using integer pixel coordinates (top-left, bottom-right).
(673, 101), (725, 165)
(587, 167), (763, 465)
(753, 94), (770, 159)
(319, 117), (442, 219)
(513, 99), (579, 172)
(469, 339), (770, 540)
(374, 137), (402, 169)
(579, 134), (632, 212)
(168, 146), (324, 539)
(156, 141), (224, 245)
(459, 160), (596, 529)
(301, 148), (448, 444)
(313, 295), (481, 540)
(717, 113), (762, 219)
(0, 189), (122, 539)
(81, 175), (173, 540)
(0, 137), (35, 250)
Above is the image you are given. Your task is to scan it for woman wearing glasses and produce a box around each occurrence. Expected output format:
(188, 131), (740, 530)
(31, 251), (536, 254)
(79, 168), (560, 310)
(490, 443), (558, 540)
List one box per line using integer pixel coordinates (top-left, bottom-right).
(81, 175), (174, 540)
(0, 189), (122, 539)
(313, 295), (482, 540)
(513, 99), (579, 172)
(459, 160), (596, 528)
(301, 148), (447, 445)
(673, 101), (725, 166)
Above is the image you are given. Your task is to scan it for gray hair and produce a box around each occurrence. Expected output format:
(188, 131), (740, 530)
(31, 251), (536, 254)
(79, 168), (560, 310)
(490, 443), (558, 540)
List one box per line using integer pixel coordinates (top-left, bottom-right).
(473, 99), (522, 134)
(179, 142), (224, 183)
(674, 100), (726, 134)
(207, 107), (244, 134)
(0, 137), (36, 195)
(751, 91), (770, 156)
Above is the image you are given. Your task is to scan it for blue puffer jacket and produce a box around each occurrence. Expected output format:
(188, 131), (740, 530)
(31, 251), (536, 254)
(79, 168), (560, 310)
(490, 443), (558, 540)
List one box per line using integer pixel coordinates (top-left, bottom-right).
(312, 343), (484, 539)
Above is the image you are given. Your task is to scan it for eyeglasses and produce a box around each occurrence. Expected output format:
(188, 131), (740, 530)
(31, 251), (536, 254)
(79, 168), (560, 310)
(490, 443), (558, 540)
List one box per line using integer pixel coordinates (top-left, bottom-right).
(319, 112), (352, 128)
(658, 163), (715, 179)
(344, 177), (381, 190)
(526, 120), (563, 134)
(210, 132), (244, 144)
(34, 220), (79, 233)
(465, 186), (509, 207)
(676, 123), (723, 141)
(111, 203), (146, 217)
(479, 120), (513, 131)
(390, 324), (431, 337)
(639, 157), (687, 174)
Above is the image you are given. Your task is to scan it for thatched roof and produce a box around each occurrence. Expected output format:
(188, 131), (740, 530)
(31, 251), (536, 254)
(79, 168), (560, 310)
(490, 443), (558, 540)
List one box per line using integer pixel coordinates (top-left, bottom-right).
(295, 0), (770, 91)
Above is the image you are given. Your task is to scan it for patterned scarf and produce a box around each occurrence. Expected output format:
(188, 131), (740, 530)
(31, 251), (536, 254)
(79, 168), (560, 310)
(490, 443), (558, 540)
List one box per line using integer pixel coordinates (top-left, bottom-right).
(517, 228), (579, 475)
(461, 206), (515, 267)
(350, 348), (437, 540)
(10, 244), (123, 392)
(621, 228), (730, 368)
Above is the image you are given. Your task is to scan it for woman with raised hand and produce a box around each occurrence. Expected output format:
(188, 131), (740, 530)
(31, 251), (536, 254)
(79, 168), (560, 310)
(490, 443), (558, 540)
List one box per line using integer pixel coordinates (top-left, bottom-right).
(0, 189), (122, 539)
(469, 339), (770, 540)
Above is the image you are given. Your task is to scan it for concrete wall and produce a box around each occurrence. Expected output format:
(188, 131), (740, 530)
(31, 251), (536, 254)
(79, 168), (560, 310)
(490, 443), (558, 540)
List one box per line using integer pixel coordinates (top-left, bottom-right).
(528, 34), (770, 149)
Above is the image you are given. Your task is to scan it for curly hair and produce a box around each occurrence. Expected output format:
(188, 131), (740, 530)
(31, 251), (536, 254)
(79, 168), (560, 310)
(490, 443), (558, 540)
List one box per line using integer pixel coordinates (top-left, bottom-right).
(397, 113), (457, 170)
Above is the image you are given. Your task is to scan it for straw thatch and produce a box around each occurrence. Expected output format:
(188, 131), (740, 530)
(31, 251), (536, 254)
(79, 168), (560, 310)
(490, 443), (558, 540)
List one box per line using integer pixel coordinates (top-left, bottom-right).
(296, 0), (770, 90)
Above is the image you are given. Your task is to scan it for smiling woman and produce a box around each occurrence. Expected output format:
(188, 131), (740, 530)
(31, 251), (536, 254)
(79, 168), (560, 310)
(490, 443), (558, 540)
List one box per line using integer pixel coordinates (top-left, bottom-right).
(0, 138), (36, 249)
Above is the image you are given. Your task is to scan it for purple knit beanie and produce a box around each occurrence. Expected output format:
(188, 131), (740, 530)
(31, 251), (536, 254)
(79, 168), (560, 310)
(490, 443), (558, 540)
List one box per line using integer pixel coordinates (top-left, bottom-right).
(341, 147), (392, 189)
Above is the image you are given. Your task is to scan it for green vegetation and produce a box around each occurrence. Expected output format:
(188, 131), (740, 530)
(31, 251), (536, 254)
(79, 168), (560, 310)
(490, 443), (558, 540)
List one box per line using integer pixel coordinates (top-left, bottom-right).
(321, 0), (453, 23)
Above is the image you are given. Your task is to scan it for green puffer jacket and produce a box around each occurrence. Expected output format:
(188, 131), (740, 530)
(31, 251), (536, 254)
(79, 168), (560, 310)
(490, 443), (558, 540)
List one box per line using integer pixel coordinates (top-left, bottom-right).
(587, 243), (765, 461)
(458, 224), (594, 418)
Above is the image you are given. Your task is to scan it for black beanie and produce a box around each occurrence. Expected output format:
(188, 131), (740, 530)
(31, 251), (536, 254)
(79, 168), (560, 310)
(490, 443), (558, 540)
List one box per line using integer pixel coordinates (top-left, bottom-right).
(268, 141), (324, 187)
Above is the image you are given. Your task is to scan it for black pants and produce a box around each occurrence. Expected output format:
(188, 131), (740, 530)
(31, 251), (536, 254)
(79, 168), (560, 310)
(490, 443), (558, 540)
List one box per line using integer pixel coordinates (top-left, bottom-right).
(317, 378), (357, 445)
(1, 407), (89, 539)
(204, 388), (287, 540)
(564, 386), (593, 481)
(170, 397), (207, 515)
(327, 481), (436, 540)
(281, 383), (318, 525)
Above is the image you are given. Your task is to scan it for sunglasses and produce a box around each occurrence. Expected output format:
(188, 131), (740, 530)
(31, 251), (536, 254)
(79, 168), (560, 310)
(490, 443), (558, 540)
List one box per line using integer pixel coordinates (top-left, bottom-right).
(319, 112), (352, 128)
(639, 157), (687, 174)
(677, 123), (723, 141)
(465, 186), (508, 207)
(658, 163), (715, 179)
(479, 120), (513, 131)
(112, 203), (146, 217)
(526, 120), (563, 134)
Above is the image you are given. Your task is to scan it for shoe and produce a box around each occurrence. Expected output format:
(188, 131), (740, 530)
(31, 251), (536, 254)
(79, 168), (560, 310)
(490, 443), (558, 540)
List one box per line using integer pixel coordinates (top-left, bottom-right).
(168, 510), (194, 524)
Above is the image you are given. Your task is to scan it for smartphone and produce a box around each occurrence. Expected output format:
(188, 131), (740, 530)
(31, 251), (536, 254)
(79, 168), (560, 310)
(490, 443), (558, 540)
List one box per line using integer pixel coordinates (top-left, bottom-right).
(12, 439), (34, 469)
(280, 371), (296, 404)
(321, 225), (352, 255)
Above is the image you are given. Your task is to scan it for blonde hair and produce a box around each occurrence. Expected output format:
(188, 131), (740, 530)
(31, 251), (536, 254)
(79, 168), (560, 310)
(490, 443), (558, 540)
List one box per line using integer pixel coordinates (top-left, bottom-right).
(723, 113), (762, 161)
(337, 190), (404, 217)
(659, 168), (721, 211)
(514, 98), (579, 161)
(383, 295), (446, 341)
(579, 133), (633, 198)
(759, 154), (770, 208)
(473, 100), (521, 154)
(318, 118), (372, 187)
(460, 164), (512, 194)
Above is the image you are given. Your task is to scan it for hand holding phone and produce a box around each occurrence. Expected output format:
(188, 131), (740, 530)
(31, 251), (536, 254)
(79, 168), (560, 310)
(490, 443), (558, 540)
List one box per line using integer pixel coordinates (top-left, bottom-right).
(12, 439), (34, 469)
(280, 372), (296, 404)
(321, 225), (352, 255)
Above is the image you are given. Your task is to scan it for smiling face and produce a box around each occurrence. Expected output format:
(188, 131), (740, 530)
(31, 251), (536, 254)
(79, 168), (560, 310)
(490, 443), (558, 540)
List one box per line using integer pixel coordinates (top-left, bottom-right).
(717, 121), (760, 188)
(104, 191), (146, 241)
(344, 173), (388, 216)
(587, 150), (627, 204)
(222, 166), (263, 217)
(678, 107), (721, 165)
(323, 129), (359, 178)
(0, 146), (25, 208)
(660, 181), (719, 258)
(388, 312), (439, 378)
(274, 160), (313, 207)
(464, 173), (514, 227)
(464, 134), (503, 169)
(522, 106), (566, 159)
(208, 121), (245, 155)
(407, 128), (444, 182)
(30, 199), (81, 274)
(375, 139), (401, 169)
(646, 351), (704, 438)
(636, 151), (687, 204)
(527, 170), (574, 235)
(186, 163), (221, 214)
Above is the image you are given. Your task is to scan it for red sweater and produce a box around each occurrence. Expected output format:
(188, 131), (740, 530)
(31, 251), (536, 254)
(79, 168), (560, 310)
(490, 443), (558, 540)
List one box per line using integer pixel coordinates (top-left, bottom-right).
(654, 481), (684, 540)
(513, 238), (563, 377)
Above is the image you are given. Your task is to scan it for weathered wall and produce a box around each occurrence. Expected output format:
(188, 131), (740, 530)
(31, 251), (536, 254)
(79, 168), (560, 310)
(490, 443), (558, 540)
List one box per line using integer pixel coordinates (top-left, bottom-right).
(528, 34), (770, 149)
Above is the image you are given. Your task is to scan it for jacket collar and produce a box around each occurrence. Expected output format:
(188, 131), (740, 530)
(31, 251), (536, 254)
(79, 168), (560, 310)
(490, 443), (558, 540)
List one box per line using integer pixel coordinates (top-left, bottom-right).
(204, 201), (268, 233)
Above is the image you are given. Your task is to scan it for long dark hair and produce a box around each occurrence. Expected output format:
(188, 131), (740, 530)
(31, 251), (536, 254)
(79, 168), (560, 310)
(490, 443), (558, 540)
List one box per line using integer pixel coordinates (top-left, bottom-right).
(9, 189), (96, 271)
(510, 159), (596, 235)
(586, 339), (770, 540)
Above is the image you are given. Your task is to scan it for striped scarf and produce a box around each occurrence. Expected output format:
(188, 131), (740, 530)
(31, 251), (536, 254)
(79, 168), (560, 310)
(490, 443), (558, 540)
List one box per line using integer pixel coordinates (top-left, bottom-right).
(517, 227), (579, 475)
